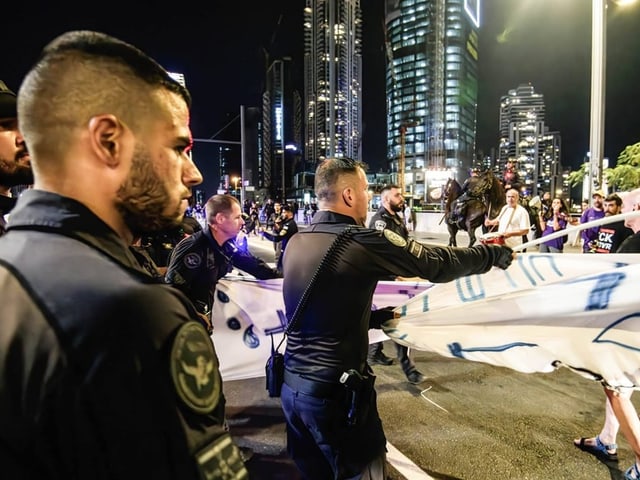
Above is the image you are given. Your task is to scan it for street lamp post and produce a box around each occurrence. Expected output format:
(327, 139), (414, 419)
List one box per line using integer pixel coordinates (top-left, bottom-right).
(589, 0), (636, 202)
(588, 0), (606, 202)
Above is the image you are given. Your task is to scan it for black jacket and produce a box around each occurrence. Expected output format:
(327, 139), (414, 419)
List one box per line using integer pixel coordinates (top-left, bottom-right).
(165, 227), (281, 315)
(0, 190), (245, 479)
(261, 216), (299, 271)
(282, 210), (512, 385)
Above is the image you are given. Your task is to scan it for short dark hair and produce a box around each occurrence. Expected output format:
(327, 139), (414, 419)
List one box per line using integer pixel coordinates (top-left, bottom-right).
(380, 184), (401, 194)
(314, 157), (368, 203)
(605, 193), (622, 206)
(205, 194), (240, 224)
(18, 30), (191, 159)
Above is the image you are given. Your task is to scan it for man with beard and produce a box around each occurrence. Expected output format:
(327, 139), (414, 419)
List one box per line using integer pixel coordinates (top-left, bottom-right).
(0, 80), (33, 236)
(0, 31), (247, 479)
(580, 190), (606, 253)
(367, 184), (426, 385)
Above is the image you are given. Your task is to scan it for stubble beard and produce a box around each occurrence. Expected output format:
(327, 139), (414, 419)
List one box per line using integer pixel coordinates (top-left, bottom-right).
(115, 144), (184, 237)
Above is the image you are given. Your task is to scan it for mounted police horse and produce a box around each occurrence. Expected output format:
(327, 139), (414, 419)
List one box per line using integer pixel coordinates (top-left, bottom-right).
(443, 171), (506, 247)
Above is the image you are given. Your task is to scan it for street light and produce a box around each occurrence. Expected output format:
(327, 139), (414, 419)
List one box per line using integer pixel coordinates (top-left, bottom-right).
(588, 0), (636, 203)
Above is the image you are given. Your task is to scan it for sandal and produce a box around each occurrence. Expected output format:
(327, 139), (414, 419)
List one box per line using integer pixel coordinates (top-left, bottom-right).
(625, 463), (640, 480)
(573, 435), (618, 461)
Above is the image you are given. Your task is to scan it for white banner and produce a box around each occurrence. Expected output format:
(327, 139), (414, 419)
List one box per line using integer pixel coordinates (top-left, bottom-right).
(211, 277), (431, 381)
(384, 253), (640, 389)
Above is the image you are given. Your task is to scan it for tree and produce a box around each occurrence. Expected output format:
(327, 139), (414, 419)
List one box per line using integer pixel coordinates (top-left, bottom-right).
(568, 141), (640, 192)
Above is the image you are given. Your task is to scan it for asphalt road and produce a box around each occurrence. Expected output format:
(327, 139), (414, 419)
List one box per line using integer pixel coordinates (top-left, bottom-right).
(224, 228), (635, 479)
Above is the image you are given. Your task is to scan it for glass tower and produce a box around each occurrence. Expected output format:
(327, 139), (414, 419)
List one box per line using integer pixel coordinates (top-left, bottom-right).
(304, 0), (363, 165)
(385, 0), (480, 202)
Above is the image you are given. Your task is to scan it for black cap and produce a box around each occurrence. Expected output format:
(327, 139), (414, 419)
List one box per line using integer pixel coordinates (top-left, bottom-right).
(282, 203), (293, 212)
(0, 80), (17, 118)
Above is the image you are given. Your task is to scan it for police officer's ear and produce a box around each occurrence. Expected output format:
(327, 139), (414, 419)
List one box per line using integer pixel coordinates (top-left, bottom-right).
(88, 114), (133, 169)
(342, 186), (355, 207)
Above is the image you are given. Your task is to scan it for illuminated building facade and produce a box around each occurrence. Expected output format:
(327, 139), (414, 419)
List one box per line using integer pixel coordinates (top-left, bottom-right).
(498, 83), (563, 197)
(384, 0), (480, 204)
(303, 0), (363, 164)
(263, 58), (303, 200)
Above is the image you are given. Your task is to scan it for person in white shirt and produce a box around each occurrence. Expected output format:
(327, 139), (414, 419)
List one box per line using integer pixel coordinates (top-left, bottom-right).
(484, 189), (530, 249)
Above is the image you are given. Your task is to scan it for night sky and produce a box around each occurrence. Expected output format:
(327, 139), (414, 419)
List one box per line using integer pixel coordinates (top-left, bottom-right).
(2, 0), (639, 181)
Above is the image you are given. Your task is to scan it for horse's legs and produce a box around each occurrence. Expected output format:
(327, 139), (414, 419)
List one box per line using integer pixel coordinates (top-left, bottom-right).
(447, 225), (457, 247)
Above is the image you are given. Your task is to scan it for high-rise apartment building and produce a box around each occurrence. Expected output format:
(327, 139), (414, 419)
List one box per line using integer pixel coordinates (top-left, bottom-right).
(385, 0), (480, 203)
(303, 0), (363, 164)
(498, 83), (563, 197)
(262, 58), (303, 200)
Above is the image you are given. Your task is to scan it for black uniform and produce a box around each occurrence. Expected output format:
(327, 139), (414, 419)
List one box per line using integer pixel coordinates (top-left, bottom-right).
(0, 194), (17, 237)
(617, 231), (640, 253)
(0, 190), (246, 479)
(261, 215), (299, 273)
(280, 210), (513, 479)
(165, 227), (281, 317)
(367, 206), (423, 381)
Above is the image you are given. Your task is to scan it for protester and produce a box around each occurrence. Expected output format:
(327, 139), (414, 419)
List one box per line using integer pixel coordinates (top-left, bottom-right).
(484, 189), (531, 249)
(0, 30), (247, 478)
(0, 80), (33, 236)
(580, 190), (606, 252)
(165, 193), (281, 333)
(537, 197), (569, 253)
(573, 187), (640, 480)
(280, 157), (516, 479)
(588, 193), (633, 254)
(367, 184), (426, 385)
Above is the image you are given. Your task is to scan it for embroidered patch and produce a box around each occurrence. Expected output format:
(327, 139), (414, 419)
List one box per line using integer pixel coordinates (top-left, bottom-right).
(373, 220), (387, 231)
(383, 229), (407, 248)
(408, 239), (424, 258)
(184, 252), (202, 269)
(171, 322), (220, 414)
(195, 434), (247, 479)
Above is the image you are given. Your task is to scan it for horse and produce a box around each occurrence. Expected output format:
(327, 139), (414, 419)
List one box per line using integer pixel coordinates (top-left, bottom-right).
(444, 170), (506, 247)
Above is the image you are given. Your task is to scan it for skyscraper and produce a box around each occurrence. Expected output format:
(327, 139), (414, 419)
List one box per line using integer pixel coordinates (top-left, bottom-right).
(385, 0), (480, 203)
(499, 83), (563, 197)
(303, 0), (363, 164)
(262, 57), (303, 200)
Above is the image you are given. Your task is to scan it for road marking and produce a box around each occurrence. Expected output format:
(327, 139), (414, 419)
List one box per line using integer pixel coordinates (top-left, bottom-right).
(387, 441), (434, 479)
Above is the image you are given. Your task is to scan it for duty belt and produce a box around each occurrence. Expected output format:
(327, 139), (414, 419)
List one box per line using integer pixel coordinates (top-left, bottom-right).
(283, 370), (343, 399)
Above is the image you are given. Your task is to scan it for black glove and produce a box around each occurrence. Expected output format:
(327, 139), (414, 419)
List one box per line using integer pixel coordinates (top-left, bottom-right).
(486, 244), (514, 270)
(370, 306), (396, 329)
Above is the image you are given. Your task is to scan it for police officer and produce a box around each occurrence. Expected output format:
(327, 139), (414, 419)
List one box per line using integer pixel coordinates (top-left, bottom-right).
(367, 184), (426, 384)
(165, 193), (281, 332)
(0, 80), (33, 236)
(0, 31), (247, 478)
(261, 202), (299, 274)
(280, 157), (516, 479)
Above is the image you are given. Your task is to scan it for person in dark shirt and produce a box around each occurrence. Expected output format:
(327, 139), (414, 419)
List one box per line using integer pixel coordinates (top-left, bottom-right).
(261, 202), (298, 274)
(589, 193), (633, 254)
(0, 30), (246, 478)
(280, 157), (515, 479)
(0, 80), (33, 236)
(367, 184), (426, 385)
(165, 194), (281, 333)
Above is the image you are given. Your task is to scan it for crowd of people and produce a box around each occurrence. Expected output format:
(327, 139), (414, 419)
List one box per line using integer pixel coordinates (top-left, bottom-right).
(1, 30), (639, 480)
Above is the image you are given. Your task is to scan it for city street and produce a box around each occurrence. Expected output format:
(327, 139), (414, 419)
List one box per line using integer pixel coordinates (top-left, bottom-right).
(225, 227), (633, 479)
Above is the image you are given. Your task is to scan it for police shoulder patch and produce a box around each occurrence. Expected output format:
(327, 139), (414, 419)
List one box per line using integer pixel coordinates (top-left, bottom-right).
(171, 322), (220, 414)
(184, 252), (202, 269)
(383, 229), (407, 247)
(373, 220), (387, 231)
